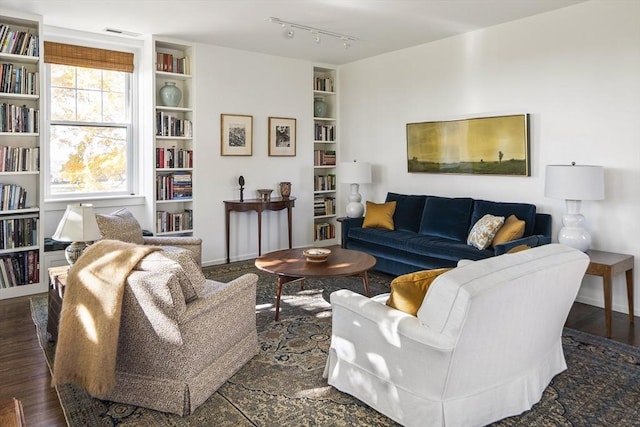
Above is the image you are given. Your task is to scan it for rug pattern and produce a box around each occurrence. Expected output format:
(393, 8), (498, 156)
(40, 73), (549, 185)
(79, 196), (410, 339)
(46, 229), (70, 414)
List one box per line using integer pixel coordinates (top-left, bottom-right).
(31, 260), (640, 426)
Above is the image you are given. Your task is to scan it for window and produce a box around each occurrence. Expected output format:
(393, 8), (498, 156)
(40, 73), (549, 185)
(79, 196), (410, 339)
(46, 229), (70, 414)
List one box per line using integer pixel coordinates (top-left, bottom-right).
(45, 42), (135, 198)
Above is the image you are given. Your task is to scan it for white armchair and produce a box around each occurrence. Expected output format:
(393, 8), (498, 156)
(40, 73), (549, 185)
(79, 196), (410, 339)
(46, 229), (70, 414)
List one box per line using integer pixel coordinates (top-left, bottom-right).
(324, 244), (589, 427)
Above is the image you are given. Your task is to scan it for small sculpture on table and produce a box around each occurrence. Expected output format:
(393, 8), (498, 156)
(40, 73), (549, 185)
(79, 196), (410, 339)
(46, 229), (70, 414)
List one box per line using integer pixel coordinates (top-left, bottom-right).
(238, 176), (245, 202)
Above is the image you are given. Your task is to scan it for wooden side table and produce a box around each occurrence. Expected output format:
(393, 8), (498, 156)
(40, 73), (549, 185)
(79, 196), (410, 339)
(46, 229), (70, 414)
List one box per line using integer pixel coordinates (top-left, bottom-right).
(585, 250), (635, 338)
(46, 265), (69, 342)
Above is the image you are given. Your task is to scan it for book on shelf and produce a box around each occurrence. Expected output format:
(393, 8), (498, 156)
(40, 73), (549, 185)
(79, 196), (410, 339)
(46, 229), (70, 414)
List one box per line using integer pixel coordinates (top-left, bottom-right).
(314, 150), (335, 166)
(314, 174), (336, 192)
(156, 111), (192, 137)
(0, 249), (38, 288)
(0, 63), (39, 96)
(156, 172), (192, 200)
(0, 103), (39, 133)
(156, 147), (193, 169)
(156, 52), (190, 74)
(314, 77), (334, 92)
(0, 215), (38, 249)
(314, 124), (335, 141)
(0, 184), (27, 210)
(156, 209), (193, 233)
(314, 196), (335, 216)
(0, 23), (39, 57)
(314, 222), (335, 241)
(0, 146), (39, 172)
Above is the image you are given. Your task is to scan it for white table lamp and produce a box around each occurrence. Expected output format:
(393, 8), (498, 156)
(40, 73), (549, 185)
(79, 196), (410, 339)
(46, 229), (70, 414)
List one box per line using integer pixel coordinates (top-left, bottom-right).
(544, 163), (604, 252)
(339, 161), (372, 218)
(52, 203), (103, 265)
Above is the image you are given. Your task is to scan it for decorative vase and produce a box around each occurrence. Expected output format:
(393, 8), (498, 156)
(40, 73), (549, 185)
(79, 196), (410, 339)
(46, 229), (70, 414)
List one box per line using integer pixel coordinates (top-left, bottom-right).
(314, 97), (327, 118)
(279, 182), (291, 198)
(159, 82), (182, 107)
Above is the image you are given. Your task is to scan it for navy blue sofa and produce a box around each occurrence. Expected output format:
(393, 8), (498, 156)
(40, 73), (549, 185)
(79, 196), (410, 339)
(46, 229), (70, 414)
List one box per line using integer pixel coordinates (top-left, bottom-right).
(341, 192), (552, 276)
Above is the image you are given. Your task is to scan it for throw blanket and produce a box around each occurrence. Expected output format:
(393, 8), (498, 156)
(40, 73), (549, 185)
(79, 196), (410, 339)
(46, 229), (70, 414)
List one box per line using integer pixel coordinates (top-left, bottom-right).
(52, 239), (159, 397)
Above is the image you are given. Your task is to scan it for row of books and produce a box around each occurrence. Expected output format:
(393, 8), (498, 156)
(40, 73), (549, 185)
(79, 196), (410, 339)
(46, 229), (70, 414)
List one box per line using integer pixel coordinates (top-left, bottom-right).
(156, 112), (192, 137)
(156, 209), (193, 233)
(156, 172), (192, 200)
(314, 196), (335, 217)
(0, 216), (38, 249)
(156, 147), (193, 169)
(0, 103), (38, 133)
(0, 146), (39, 172)
(0, 249), (39, 288)
(156, 52), (190, 74)
(0, 184), (27, 211)
(314, 124), (336, 141)
(314, 150), (336, 166)
(0, 64), (39, 95)
(0, 24), (39, 57)
(314, 174), (336, 191)
(314, 76), (334, 92)
(314, 222), (335, 241)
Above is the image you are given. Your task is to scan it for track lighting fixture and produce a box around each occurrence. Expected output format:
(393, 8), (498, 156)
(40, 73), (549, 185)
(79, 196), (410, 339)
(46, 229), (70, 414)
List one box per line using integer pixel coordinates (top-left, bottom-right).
(268, 17), (356, 48)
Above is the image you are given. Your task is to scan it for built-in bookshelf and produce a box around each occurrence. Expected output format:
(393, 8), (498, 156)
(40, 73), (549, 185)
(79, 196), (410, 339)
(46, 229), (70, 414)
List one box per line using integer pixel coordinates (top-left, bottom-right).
(313, 66), (338, 245)
(153, 38), (194, 236)
(0, 9), (43, 299)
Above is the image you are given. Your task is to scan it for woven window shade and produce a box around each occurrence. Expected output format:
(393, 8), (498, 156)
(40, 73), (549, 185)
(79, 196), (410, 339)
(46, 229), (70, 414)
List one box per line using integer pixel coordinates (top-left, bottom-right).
(44, 41), (134, 73)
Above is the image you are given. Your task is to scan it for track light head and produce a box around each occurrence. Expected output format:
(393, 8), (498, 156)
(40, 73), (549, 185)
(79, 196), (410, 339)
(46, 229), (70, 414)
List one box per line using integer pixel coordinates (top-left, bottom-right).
(285, 26), (294, 38)
(314, 32), (321, 44)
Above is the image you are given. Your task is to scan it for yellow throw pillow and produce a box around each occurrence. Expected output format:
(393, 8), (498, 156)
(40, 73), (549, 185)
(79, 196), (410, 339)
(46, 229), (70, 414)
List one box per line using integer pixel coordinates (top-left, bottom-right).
(386, 268), (452, 316)
(492, 214), (526, 246)
(467, 214), (505, 250)
(506, 244), (531, 254)
(362, 201), (396, 230)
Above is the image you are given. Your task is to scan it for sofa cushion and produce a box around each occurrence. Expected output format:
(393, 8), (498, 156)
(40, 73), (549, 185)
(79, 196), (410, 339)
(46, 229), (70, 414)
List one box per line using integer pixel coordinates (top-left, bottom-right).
(135, 247), (206, 302)
(492, 215), (526, 246)
(470, 200), (536, 237)
(467, 214), (505, 250)
(387, 268), (452, 315)
(363, 201), (396, 230)
(418, 196), (474, 241)
(95, 208), (144, 244)
(385, 193), (427, 233)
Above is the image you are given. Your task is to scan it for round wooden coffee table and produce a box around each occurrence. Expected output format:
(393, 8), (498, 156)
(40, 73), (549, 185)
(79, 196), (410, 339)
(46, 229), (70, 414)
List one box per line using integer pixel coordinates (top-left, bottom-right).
(255, 247), (377, 320)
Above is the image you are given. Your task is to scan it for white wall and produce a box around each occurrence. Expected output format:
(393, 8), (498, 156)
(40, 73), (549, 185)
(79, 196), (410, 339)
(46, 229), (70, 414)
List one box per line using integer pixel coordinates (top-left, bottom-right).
(193, 46), (315, 264)
(339, 0), (640, 314)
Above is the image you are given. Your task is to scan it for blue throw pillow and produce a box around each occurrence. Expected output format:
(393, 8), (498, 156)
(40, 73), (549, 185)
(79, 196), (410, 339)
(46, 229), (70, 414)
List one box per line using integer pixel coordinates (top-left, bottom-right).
(418, 196), (474, 241)
(385, 193), (427, 233)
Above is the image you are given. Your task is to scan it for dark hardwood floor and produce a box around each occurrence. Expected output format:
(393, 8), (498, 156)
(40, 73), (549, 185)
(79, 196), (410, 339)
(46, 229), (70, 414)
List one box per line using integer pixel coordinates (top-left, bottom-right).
(0, 293), (637, 427)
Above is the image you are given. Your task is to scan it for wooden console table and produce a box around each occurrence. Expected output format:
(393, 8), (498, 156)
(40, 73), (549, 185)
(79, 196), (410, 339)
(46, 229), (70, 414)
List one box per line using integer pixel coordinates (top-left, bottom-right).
(586, 249), (635, 338)
(224, 197), (296, 263)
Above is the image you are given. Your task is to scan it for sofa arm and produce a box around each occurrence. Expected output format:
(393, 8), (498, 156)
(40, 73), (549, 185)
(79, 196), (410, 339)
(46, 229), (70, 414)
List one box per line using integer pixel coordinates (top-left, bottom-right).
(340, 217), (364, 248)
(493, 235), (547, 255)
(143, 236), (202, 266)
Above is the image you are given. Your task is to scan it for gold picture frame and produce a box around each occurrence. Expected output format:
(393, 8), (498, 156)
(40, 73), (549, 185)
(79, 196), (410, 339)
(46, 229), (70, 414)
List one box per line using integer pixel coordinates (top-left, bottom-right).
(406, 114), (530, 176)
(221, 114), (253, 156)
(268, 117), (296, 157)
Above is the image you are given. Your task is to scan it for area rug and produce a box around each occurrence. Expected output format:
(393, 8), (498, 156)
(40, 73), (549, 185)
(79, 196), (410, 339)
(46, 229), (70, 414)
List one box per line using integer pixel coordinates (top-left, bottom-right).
(31, 260), (640, 426)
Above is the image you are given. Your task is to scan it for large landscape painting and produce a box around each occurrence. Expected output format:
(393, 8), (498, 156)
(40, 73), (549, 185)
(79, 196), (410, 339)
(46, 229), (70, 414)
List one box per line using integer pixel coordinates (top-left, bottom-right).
(406, 114), (530, 176)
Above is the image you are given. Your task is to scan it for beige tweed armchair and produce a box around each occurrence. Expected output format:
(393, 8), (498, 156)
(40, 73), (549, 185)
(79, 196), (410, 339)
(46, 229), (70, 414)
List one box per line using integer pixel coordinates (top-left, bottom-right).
(100, 247), (259, 415)
(95, 208), (202, 265)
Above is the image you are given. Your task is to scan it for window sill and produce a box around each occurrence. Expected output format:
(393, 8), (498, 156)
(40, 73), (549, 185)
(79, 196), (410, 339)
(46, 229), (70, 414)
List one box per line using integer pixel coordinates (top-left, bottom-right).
(44, 194), (146, 212)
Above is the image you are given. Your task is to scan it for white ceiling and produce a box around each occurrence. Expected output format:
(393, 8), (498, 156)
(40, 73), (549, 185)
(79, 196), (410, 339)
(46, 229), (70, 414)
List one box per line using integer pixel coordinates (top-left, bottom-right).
(1, 0), (585, 65)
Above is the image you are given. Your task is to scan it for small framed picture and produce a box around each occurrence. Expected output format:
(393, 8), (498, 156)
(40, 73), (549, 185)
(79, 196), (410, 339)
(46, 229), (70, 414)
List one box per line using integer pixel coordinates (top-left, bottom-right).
(221, 114), (253, 156)
(268, 117), (296, 157)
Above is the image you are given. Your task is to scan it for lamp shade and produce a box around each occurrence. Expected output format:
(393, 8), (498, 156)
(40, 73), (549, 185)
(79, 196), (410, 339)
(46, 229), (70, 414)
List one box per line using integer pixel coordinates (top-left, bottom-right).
(339, 161), (372, 184)
(544, 164), (604, 201)
(52, 203), (102, 242)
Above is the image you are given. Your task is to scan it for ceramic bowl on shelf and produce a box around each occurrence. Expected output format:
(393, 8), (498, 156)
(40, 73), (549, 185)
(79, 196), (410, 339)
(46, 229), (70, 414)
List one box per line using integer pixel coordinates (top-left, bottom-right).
(303, 248), (331, 263)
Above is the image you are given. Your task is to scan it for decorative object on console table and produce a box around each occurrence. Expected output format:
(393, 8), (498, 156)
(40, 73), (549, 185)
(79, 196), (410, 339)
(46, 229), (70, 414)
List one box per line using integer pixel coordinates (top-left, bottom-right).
(257, 189), (273, 202)
(268, 117), (296, 157)
(158, 81), (182, 107)
(544, 163), (604, 252)
(239, 175), (245, 202)
(279, 182), (291, 198)
(339, 160), (372, 218)
(52, 204), (102, 265)
(221, 114), (253, 156)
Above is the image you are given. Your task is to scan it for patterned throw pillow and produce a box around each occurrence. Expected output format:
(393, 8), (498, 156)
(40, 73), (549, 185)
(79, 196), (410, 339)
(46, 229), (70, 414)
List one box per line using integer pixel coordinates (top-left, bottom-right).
(386, 268), (452, 316)
(95, 208), (144, 244)
(467, 214), (505, 250)
(362, 201), (397, 230)
(135, 247), (205, 302)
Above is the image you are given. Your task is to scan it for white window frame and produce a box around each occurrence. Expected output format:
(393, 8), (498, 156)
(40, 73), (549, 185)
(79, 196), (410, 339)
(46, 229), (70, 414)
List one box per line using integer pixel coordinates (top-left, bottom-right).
(43, 33), (141, 203)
